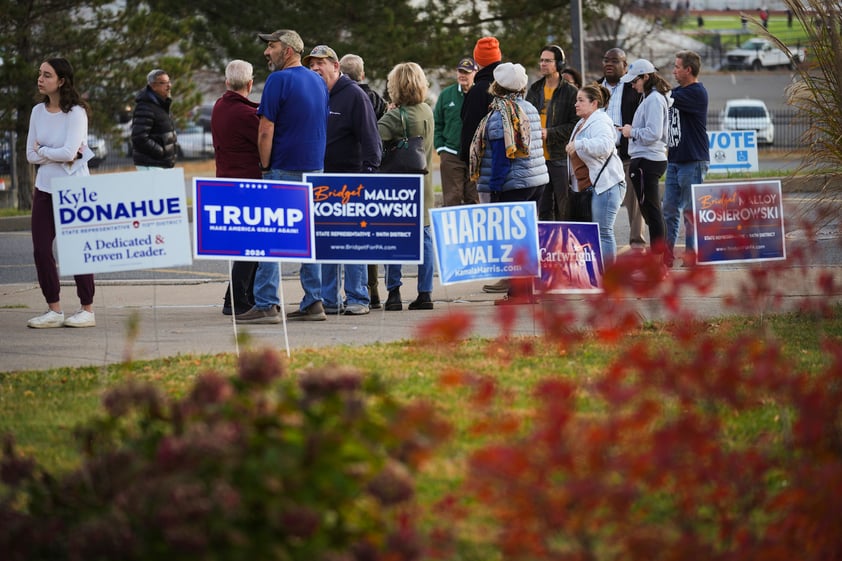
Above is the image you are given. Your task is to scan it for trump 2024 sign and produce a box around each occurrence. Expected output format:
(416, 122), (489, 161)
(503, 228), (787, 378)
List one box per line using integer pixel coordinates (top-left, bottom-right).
(193, 177), (315, 261)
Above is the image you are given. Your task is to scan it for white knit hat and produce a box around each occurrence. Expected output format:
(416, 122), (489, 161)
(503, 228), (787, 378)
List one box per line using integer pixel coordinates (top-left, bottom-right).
(493, 62), (528, 92)
(621, 59), (657, 83)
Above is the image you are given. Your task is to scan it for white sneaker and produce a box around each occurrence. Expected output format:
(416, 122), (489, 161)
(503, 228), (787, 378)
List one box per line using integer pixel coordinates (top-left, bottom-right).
(64, 310), (96, 328)
(27, 310), (65, 329)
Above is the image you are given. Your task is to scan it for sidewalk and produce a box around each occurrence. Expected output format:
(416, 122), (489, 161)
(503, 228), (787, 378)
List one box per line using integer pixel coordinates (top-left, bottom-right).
(2, 264), (839, 373)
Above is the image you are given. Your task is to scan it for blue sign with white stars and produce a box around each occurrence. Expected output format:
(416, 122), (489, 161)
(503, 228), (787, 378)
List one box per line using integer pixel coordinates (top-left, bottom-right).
(192, 177), (315, 261)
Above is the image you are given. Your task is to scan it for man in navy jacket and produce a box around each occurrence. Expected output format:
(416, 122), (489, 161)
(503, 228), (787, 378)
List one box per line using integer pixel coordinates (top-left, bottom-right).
(305, 44), (382, 315)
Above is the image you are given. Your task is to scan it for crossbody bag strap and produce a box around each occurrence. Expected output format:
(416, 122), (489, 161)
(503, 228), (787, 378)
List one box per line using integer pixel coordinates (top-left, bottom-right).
(592, 148), (614, 190)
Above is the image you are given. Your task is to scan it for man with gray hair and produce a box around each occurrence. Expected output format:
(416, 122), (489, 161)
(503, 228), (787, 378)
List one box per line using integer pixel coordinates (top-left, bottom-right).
(339, 53), (387, 120)
(212, 59), (261, 316)
(131, 68), (177, 169)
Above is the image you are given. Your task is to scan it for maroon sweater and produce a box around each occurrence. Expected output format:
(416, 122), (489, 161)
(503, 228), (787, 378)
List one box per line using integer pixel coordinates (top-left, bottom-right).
(211, 91), (261, 179)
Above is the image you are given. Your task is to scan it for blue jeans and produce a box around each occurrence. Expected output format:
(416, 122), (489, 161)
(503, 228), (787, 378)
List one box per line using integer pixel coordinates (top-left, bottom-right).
(321, 264), (369, 307)
(591, 182), (626, 266)
(386, 227), (434, 293)
(255, 168), (322, 310)
(663, 161), (709, 256)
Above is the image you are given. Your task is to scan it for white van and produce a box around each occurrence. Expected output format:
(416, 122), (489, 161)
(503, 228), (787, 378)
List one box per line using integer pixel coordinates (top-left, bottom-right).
(721, 99), (775, 145)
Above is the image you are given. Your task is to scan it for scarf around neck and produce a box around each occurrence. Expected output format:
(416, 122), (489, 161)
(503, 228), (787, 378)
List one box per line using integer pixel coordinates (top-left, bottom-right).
(469, 93), (532, 182)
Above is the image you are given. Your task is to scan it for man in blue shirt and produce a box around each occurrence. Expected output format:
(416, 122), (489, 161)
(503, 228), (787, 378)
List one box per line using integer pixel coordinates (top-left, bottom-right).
(663, 50), (709, 268)
(235, 29), (329, 323)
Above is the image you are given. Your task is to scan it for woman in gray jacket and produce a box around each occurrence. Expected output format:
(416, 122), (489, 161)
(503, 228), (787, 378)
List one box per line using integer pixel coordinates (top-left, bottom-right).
(620, 59), (670, 270)
(566, 83), (626, 265)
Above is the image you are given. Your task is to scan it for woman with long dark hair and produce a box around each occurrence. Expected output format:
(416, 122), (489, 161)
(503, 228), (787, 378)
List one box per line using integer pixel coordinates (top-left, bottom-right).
(25, 57), (96, 328)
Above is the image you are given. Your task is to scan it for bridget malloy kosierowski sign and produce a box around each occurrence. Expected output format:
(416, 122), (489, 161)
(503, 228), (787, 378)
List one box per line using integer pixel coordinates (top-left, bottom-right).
(52, 168), (192, 276)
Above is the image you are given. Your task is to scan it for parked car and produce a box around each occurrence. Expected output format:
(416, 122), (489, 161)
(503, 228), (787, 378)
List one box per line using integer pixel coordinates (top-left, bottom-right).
(87, 133), (108, 168)
(723, 38), (806, 71)
(175, 125), (214, 160)
(721, 99), (775, 145)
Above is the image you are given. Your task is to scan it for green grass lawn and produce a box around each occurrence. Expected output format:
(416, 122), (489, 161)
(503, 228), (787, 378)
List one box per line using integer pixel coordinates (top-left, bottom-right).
(2, 306), (840, 558)
(678, 12), (811, 51)
(1, 310), (838, 473)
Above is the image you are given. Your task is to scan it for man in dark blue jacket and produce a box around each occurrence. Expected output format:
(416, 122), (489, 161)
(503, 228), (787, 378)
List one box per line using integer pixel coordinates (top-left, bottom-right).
(305, 44), (382, 315)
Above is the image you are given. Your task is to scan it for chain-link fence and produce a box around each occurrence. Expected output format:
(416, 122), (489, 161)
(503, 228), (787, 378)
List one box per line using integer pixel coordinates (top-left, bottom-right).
(708, 106), (809, 150)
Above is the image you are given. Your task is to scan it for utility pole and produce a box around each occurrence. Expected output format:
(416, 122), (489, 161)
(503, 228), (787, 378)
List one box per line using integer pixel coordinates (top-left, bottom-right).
(570, 0), (586, 76)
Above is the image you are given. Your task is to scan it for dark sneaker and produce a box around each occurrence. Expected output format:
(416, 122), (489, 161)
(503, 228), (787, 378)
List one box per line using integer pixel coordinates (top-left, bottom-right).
(235, 305), (281, 324)
(384, 288), (402, 311)
(287, 301), (327, 321)
(408, 292), (433, 310)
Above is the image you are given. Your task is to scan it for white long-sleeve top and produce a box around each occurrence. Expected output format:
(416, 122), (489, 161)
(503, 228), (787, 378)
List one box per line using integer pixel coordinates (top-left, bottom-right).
(569, 110), (625, 195)
(26, 103), (89, 194)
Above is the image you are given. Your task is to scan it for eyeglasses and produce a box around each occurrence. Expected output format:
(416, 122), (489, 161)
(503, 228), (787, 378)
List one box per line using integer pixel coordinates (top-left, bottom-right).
(631, 76), (642, 84)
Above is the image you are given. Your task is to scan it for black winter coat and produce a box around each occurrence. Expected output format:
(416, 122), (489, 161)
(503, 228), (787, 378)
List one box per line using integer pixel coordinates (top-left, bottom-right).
(131, 87), (177, 168)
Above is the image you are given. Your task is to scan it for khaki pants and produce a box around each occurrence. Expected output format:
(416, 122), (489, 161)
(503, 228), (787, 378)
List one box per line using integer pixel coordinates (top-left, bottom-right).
(439, 151), (478, 206)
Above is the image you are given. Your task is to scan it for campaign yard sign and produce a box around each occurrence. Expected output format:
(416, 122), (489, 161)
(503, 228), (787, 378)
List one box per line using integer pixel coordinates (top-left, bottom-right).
(430, 202), (540, 285)
(692, 180), (786, 264)
(304, 173), (424, 264)
(193, 177), (315, 262)
(537, 222), (603, 293)
(708, 130), (759, 173)
(52, 168), (191, 276)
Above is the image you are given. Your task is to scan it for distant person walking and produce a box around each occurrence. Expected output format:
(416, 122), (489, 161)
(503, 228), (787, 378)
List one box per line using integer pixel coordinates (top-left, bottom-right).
(26, 58), (96, 328)
(663, 50), (709, 268)
(211, 59), (261, 316)
(131, 69), (177, 169)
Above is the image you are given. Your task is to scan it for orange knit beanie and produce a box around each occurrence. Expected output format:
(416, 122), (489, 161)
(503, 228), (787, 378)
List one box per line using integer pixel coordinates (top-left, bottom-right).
(473, 37), (502, 67)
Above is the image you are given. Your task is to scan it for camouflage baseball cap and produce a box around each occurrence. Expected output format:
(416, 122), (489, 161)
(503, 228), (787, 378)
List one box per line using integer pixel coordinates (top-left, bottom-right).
(257, 29), (304, 54)
(302, 45), (339, 66)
